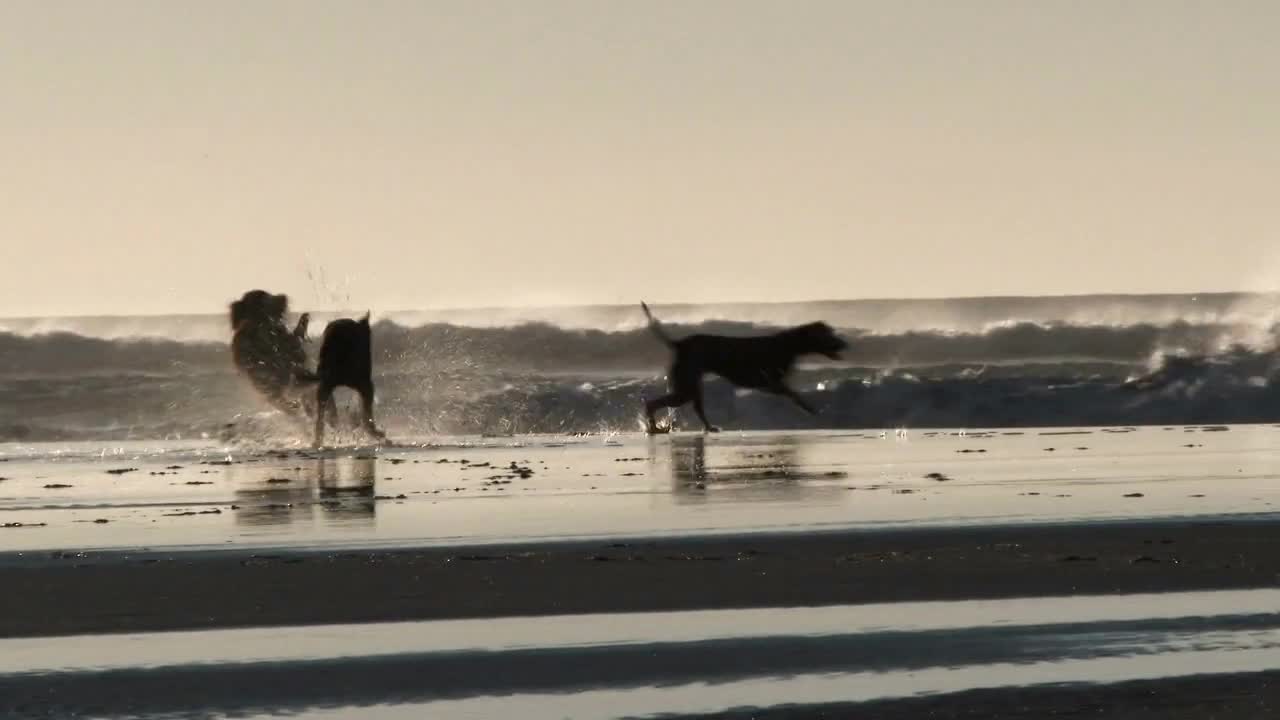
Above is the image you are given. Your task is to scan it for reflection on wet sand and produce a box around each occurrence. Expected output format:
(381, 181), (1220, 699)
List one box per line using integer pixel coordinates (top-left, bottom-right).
(233, 456), (378, 527)
(668, 435), (709, 488)
(656, 435), (847, 503)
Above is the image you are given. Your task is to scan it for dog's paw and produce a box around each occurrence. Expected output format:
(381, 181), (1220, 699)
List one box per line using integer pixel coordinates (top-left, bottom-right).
(705, 426), (722, 434)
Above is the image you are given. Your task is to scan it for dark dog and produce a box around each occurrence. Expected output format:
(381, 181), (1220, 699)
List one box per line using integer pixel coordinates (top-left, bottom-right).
(641, 302), (847, 433)
(313, 313), (387, 447)
(229, 290), (315, 417)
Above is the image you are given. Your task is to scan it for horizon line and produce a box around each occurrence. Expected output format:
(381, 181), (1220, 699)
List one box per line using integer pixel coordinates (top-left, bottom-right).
(2, 289), (1277, 322)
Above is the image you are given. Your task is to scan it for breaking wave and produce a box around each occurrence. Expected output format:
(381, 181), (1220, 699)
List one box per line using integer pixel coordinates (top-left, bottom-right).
(4, 293), (1280, 441)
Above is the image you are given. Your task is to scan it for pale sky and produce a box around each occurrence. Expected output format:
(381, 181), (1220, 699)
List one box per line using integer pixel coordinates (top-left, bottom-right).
(3, 1), (1278, 316)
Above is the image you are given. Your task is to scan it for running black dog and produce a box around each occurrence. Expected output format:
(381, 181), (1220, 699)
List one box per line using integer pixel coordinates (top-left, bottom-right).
(313, 313), (387, 447)
(641, 302), (847, 433)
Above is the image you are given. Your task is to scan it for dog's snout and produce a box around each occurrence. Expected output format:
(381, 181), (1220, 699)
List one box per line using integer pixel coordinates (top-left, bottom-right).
(826, 335), (849, 359)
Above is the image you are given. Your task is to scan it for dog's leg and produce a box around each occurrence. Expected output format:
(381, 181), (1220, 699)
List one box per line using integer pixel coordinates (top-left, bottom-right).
(324, 394), (339, 430)
(314, 383), (334, 448)
(773, 383), (817, 415)
(691, 387), (721, 433)
(358, 382), (387, 442)
(673, 368), (719, 432)
(645, 393), (685, 434)
(645, 394), (679, 433)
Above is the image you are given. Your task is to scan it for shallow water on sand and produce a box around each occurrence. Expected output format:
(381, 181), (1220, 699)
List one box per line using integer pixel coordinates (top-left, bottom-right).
(5, 589), (1280, 718)
(3, 425), (1280, 553)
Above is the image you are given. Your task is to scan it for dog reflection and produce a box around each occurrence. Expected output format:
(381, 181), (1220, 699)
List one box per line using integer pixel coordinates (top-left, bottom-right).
(315, 455), (377, 517)
(667, 435), (709, 488)
(728, 440), (802, 483)
(657, 435), (827, 503)
(233, 455), (378, 526)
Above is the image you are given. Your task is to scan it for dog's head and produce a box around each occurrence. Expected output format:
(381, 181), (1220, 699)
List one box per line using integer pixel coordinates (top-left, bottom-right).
(230, 290), (289, 331)
(792, 321), (848, 360)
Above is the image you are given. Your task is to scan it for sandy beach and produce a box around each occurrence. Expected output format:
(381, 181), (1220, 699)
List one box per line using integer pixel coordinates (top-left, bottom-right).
(5, 516), (1280, 639)
(4, 424), (1280, 553)
(3, 426), (1280, 717)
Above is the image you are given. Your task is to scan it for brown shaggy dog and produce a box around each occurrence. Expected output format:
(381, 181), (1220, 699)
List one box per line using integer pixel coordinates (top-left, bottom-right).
(228, 290), (316, 419)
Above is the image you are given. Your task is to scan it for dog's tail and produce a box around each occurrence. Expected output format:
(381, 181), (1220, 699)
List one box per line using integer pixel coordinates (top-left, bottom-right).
(640, 301), (674, 348)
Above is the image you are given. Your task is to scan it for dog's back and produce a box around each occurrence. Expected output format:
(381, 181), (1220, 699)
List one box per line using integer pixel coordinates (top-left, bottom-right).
(670, 332), (797, 389)
(317, 314), (373, 388)
(313, 313), (385, 446)
(664, 323), (841, 390)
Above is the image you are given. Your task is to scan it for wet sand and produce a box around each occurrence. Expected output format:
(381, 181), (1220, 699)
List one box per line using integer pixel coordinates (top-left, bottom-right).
(7, 589), (1280, 718)
(5, 426), (1280, 717)
(4, 425), (1280, 554)
(3, 517), (1280, 638)
(4, 427), (1280, 638)
(704, 671), (1280, 719)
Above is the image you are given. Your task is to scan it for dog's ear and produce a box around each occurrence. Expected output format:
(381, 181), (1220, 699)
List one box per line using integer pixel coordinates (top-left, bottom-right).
(229, 299), (248, 330)
(269, 293), (289, 318)
(360, 312), (371, 325)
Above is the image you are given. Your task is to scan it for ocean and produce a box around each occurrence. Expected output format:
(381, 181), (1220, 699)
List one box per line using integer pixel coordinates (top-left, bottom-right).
(3, 292), (1280, 443)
